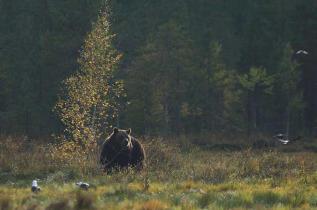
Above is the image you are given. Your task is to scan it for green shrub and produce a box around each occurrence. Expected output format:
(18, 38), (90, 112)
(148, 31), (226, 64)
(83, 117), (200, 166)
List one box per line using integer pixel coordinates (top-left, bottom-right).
(290, 190), (307, 207)
(253, 191), (282, 206)
(309, 194), (317, 207)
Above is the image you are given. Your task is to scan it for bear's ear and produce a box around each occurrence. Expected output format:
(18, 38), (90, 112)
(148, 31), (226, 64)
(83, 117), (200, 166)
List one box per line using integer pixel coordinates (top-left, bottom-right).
(113, 127), (119, 134)
(127, 128), (131, 135)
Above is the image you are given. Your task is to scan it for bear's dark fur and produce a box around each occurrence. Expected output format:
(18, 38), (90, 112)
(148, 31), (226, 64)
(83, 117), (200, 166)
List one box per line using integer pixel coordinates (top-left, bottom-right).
(100, 127), (145, 173)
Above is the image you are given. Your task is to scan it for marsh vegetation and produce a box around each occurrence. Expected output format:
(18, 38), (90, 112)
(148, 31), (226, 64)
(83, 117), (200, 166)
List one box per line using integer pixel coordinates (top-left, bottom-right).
(1, 136), (316, 209)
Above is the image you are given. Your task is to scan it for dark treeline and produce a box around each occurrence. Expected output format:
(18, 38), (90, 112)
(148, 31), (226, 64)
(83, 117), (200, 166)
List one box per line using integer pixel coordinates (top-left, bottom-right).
(0, 0), (104, 136)
(0, 0), (316, 139)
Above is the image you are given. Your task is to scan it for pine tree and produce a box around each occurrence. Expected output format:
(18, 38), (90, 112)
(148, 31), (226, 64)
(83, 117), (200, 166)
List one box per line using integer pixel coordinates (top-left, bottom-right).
(275, 43), (305, 137)
(127, 18), (194, 139)
(239, 66), (275, 132)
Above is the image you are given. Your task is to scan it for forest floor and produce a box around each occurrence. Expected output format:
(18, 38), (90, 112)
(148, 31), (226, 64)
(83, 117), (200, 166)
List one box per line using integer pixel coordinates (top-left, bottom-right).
(0, 136), (317, 209)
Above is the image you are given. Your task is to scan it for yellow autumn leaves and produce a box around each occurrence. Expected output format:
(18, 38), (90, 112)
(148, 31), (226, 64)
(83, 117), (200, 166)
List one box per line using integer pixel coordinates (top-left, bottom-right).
(53, 13), (127, 163)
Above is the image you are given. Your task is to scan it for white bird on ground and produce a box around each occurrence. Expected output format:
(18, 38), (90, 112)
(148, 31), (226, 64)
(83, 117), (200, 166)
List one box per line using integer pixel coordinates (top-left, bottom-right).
(273, 135), (301, 145)
(76, 182), (89, 190)
(295, 50), (308, 55)
(31, 180), (41, 192)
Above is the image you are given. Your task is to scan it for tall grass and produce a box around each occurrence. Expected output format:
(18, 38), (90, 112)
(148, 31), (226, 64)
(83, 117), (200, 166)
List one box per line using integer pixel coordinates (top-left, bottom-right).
(0, 135), (316, 182)
(0, 135), (316, 209)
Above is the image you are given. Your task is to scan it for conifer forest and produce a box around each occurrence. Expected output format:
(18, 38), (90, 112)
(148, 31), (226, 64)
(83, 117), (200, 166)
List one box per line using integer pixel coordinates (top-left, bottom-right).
(0, 1), (317, 209)
(1, 0), (316, 139)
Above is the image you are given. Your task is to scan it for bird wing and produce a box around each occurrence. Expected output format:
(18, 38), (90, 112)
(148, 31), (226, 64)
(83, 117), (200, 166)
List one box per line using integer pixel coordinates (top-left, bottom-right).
(273, 134), (285, 139)
(276, 139), (289, 144)
(277, 136), (301, 145)
(76, 182), (89, 187)
(296, 50), (308, 54)
(291, 136), (301, 142)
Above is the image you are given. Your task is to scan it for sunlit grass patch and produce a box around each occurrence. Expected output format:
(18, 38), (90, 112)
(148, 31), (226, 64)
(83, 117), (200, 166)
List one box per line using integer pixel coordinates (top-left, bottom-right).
(0, 178), (317, 209)
(207, 182), (239, 193)
(146, 182), (167, 193)
(199, 192), (253, 209)
(127, 182), (143, 191)
(136, 199), (171, 210)
(180, 180), (203, 190)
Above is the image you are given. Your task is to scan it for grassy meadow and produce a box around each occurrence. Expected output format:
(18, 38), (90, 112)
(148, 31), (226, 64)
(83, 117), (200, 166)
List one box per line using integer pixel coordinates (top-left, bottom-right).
(0, 134), (317, 209)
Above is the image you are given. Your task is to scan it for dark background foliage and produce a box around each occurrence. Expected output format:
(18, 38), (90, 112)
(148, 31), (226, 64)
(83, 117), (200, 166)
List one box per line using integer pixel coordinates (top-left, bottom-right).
(0, 0), (316, 139)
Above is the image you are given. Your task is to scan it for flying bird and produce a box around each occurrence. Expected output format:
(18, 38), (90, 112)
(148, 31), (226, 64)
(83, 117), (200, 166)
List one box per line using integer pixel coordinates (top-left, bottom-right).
(76, 182), (89, 190)
(273, 135), (301, 145)
(295, 50), (308, 55)
(273, 133), (285, 140)
(31, 180), (41, 192)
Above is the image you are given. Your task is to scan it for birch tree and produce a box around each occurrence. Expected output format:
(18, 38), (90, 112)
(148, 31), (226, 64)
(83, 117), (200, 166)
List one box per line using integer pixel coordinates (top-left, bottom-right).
(54, 13), (125, 161)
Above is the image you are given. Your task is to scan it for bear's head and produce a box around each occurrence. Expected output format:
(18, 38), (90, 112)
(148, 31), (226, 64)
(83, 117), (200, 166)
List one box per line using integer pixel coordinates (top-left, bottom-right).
(110, 127), (133, 151)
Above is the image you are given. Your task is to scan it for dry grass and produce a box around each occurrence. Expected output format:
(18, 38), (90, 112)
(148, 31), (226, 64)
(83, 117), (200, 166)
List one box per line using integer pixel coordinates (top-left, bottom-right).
(0, 135), (317, 209)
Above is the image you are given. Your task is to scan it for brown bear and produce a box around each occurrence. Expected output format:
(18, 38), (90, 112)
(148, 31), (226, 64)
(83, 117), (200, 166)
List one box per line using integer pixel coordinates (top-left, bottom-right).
(100, 127), (145, 173)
